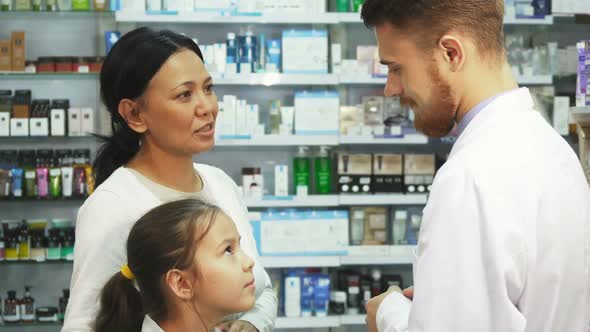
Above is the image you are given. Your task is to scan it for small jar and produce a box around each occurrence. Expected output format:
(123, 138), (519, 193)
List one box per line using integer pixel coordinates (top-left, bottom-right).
(73, 57), (89, 73)
(37, 57), (56, 73)
(30, 235), (46, 262)
(88, 56), (103, 73)
(0, 238), (5, 261)
(5, 237), (19, 261)
(25, 61), (37, 73)
(55, 57), (73, 73)
(329, 291), (347, 315)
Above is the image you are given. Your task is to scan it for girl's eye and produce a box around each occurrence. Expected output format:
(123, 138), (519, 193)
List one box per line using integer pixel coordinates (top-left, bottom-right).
(224, 246), (234, 256)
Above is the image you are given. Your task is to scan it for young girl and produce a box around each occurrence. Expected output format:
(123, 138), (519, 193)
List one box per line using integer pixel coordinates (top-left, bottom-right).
(94, 198), (257, 332)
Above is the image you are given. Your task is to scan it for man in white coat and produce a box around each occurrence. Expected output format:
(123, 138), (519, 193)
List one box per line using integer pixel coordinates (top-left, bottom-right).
(360, 0), (590, 331)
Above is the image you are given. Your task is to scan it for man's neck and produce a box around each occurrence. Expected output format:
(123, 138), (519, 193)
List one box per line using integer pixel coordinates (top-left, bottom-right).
(455, 61), (519, 124)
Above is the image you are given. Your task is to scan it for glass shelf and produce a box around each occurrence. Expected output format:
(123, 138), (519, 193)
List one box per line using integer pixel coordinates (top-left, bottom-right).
(0, 72), (99, 80)
(0, 260), (73, 265)
(0, 10), (114, 19)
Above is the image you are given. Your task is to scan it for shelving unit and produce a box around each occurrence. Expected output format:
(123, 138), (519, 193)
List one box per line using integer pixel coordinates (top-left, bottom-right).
(2, 5), (579, 332)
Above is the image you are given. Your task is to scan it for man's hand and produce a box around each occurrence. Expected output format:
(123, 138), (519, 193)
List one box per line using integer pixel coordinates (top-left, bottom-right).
(403, 286), (414, 300)
(366, 286), (402, 332)
(216, 320), (258, 332)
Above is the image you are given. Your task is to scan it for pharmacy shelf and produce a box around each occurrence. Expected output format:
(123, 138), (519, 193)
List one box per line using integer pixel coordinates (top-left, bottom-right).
(340, 315), (366, 326)
(246, 195), (340, 208)
(516, 75), (553, 85)
(212, 73), (338, 86)
(259, 247), (415, 268)
(115, 11), (340, 24)
(339, 12), (555, 25)
(260, 256), (341, 268)
(215, 135), (339, 146)
(339, 76), (386, 85)
(0, 322), (62, 329)
(339, 134), (429, 145)
(0, 72), (99, 80)
(341, 246), (415, 265)
(275, 316), (341, 329)
(244, 194), (427, 208)
(504, 15), (554, 25)
(339, 193), (428, 206)
(339, 75), (553, 86)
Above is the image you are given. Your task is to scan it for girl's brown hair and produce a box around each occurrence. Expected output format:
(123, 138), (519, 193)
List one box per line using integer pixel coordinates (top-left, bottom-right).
(94, 198), (219, 332)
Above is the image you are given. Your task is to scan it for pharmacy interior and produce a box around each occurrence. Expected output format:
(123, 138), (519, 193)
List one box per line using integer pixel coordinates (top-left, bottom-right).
(1, 0), (590, 331)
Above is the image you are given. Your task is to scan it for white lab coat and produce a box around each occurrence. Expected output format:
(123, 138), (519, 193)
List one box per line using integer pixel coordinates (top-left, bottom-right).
(377, 88), (590, 332)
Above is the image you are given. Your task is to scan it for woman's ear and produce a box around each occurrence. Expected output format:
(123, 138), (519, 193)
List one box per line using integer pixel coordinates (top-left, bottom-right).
(165, 269), (195, 301)
(118, 98), (148, 134)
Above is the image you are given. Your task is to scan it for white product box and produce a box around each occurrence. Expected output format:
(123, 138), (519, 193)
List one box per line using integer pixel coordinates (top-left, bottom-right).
(29, 118), (49, 136)
(235, 100), (249, 136)
(284, 276), (302, 317)
(68, 108), (82, 137)
(246, 104), (260, 136)
(251, 210), (348, 256)
(274, 165), (289, 196)
(0, 112), (10, 136)
(10, 118), (28, 136)
(553, 97), (570, 136)
(50, 109), (66, 136)
(81, 108), (95, 135)
(282, 30), (328, 74)
(214, 43), (227, 74)
(331, 43), (342, 75)
(294, 91), (340, 135)
(219, 96), (237, 136)
(259, 0), (307, 12)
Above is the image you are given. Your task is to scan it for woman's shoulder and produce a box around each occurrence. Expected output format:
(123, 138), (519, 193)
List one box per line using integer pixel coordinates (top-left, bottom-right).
(195, 163), (238, 188)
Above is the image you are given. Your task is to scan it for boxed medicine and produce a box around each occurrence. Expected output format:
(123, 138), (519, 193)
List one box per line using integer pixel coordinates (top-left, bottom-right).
(81, 107), (95, 135)
(10, 118), (28, 136)
(11, 31), (25, 72)
(0, 40), (11, 71)
(282, 30), (328, 74)
(68, 107), (82, 136)
(294, 91), (339, 136)
(339, 105), (364, 136)
(337, 153), (372, 194)
(404, 154), (436, 194)
(0, 112), (10, 136)
(372, 154), (403, 193)
(29, 117), (49, 136)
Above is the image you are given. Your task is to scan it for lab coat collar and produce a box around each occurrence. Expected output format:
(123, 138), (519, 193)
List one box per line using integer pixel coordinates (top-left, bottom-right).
(450, 87), (534, 156)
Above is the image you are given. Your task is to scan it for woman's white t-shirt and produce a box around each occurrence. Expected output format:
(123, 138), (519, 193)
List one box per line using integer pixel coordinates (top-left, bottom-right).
(62, 164), (277, 332)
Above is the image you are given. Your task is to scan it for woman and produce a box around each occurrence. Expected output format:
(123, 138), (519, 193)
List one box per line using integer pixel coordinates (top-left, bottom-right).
(63, 27), (277, 332)
(95, 199), (257, 332)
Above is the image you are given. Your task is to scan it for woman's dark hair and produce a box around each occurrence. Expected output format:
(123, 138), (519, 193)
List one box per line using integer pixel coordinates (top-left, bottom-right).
(94, 198), (219, 332)
(94, 27), (204, 187)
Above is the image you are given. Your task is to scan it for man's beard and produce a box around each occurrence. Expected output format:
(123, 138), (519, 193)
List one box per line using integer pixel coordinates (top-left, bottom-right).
(403, 63), (458, 138)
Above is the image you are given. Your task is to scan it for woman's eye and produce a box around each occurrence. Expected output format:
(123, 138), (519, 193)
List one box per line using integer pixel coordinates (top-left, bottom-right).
(177, 91), (192, 99)
(205, 84), (215, 93)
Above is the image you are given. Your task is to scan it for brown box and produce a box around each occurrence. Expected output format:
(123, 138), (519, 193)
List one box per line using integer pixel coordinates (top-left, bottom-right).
(0, 40), (10, 71)
(11, 31), (25, 71)
(12, 105), (30, 119)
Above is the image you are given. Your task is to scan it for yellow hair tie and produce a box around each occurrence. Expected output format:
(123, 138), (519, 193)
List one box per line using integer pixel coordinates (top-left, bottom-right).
(121, 264), (135, 281)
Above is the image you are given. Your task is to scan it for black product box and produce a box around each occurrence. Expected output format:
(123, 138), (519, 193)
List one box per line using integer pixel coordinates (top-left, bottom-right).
(403, 154), (436, 194)
(372, 153), (403, 193)
(337, 153), (372, 194)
